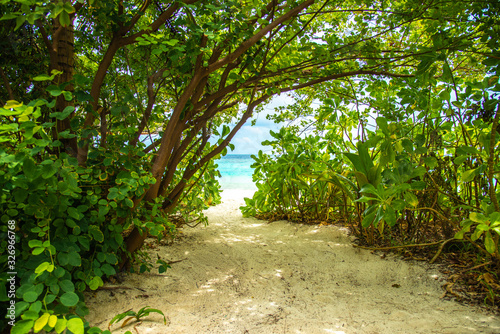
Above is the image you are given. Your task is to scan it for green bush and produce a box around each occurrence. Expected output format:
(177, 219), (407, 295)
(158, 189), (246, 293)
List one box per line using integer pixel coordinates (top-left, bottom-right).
(0, 96), (178, 333)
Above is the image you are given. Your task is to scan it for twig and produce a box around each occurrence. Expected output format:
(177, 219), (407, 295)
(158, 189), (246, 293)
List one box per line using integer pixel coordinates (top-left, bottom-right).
(98, 286), (146, 292)
(405, 207), (458, 228)
(487, 106), (500, 212)
(429, 238), (456, 264)
(353, 239), (448, 251)
(458, 261), (493, 274)
(0, 67), (14, 100)
(464, 235), (493, 257)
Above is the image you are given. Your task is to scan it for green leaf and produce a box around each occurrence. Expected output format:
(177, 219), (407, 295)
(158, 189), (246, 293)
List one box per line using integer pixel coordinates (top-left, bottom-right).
(67, 207), (81, 220)
(359, 184), (380, 197)
(100, 263), (116, 276)
(423, 157), (437, 169)
(106, 253), (118, 264)
(60, 292), (79, 307)
(362, 210), (376, 228)
(29, 240), (43, 248)
(391, 199), (406, 211)
(58, 252), (69, 266)
(46, 85), (63, 96)
(50, 106), (74, 120)
(62, 91), (73, 101)
(68, 251), (82, 267)
(485, 231), (497, 254)
(33, 74), (52, 82)
(89, 226), (104, 242)
(32, 247), (45, 255)
(89, 276), (104, 290)
(23, 290), (39, 303)
(470, 212), (487, 223)
(165, 39), (179, 46)
(54, 318), (67, 333)
(41, 163), (57, 179)
(59, 280), (75, 293)
(59, 10), (70, 26)
(15, 15), (25, 30)
(354, 196), (372, 203)
(4, 100), (23, 108)
(462, 169), (477, 182)
(35, 262), (51, 277)
(403, 192), (419, 207)
(67, 318), (84, 334)
(376, 117), (389, 134)
(11, 320), (34, 334)
(48, 315), (58, 328)
(384, 206), (397, 226)
(124, 198), (134, 208)
(471, 227), (484, 241)
(23, 158), (37, 177)
(0, 13), (18, 21)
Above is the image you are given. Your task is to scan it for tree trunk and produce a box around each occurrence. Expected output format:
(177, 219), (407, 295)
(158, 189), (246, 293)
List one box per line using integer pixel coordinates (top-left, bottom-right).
(51, 13), (78, 156)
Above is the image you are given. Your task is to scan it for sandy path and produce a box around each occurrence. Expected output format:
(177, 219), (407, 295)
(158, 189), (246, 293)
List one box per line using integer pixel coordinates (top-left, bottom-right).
(86, 190), (500, 333)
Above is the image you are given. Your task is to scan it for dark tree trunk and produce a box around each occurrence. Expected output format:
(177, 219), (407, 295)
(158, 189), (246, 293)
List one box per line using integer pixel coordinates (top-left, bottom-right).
(50, 14), (78, 156)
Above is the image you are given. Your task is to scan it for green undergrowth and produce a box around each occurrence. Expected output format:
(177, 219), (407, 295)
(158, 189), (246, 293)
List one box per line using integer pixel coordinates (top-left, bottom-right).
(0, 93), (220, 333)
(242, 60), (500, 308)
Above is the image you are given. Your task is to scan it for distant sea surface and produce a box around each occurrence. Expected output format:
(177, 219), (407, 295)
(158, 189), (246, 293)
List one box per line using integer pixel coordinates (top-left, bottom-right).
(216, 154), (257, 190)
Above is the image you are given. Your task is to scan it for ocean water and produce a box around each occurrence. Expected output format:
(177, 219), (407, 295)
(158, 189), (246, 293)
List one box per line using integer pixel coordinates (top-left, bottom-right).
(215, 154), (257, 190)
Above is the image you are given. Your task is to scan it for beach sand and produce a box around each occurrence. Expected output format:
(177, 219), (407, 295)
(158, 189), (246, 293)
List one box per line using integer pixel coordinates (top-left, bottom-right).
(86, 190), (500, 333)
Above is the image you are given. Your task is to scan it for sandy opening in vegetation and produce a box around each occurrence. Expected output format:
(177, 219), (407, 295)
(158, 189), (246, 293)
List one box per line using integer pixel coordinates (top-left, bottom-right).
(86, 190), (500, 333)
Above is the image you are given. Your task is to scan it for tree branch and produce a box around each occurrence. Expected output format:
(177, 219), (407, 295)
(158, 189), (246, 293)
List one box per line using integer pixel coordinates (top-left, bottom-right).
(0, 67), (14, 101)
(206, 0), (315, 74)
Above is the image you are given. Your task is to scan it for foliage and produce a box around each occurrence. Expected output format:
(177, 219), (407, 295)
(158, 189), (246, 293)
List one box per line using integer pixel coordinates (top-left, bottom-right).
(1, 0), (500, 331)
(108, 306), (167, 331)
(242, 0), (500, 264)
(0, 94), (166, 333)
(245, 61), (500, 249)
(0, 71), (217, 333)
(241, 128), (355, 224)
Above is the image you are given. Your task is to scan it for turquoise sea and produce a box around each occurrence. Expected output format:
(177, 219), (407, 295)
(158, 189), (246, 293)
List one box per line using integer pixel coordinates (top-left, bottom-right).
(215, 154), (257, 190)
(139, 136), (256, 190)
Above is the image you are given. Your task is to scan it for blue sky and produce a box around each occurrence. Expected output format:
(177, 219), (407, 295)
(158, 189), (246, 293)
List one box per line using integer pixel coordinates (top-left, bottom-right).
(140, 95), (293, 155)
(224, 95), (294, 154)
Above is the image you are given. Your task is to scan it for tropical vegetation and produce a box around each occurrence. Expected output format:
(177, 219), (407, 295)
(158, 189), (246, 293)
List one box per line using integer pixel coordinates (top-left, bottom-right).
(0, 0), (499, 333)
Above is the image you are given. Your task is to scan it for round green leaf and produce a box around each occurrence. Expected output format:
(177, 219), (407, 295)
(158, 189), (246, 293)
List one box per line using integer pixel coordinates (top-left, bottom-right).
(60, 292), (79, 307)
(68, 251), (82, 267)
(50, 283), (60, 295)
(89, 276), (103, 290)
(55, 318), (67, 334)
(89, 226), (104, 243)
(57, 252), (69, 266)
(44, 293), (57, 304)
(124, 198), (134, 208)
(67, 317), (84, 334)
(59, 279), (75, 292)
(100, 263), (116, 276)
(23, 290), (39, 303)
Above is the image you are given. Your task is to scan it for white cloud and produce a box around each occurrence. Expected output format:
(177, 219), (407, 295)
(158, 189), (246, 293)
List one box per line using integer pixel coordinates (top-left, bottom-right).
(211, 95), (296, 154)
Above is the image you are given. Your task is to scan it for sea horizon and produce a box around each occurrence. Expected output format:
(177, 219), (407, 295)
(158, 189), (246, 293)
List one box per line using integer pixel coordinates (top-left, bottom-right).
(215, 154), (257, 191)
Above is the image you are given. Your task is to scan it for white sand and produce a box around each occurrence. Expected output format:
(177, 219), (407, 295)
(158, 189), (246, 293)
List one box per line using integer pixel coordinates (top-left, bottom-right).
(86, 190), (500, 333)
